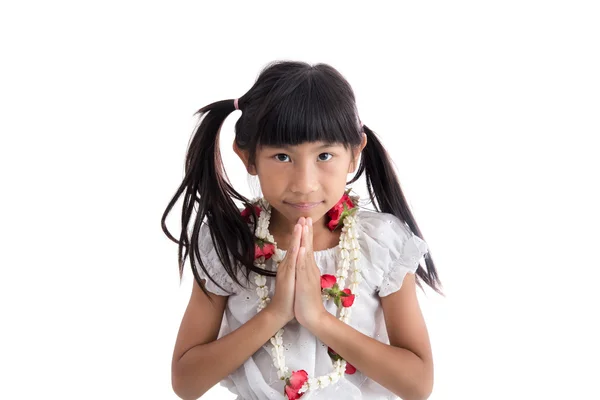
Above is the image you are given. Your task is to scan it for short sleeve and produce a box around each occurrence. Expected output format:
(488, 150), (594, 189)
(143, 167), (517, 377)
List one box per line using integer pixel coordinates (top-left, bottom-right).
(194, 222), (239, 296)
(357, 211), (429, 297)
(378, 227), (429, 297)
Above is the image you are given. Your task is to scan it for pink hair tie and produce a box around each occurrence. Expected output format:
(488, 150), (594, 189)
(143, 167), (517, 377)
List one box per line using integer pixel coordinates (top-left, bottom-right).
(234, 98), (239, 110)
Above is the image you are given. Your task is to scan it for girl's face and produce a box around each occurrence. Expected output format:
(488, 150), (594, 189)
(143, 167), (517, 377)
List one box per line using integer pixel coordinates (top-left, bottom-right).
(235, 135), (366, 235)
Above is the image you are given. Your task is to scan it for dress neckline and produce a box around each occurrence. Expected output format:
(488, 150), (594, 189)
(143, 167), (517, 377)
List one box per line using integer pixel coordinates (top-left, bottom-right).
(279, 244), (340, 257)
(276, 209), (362, 258)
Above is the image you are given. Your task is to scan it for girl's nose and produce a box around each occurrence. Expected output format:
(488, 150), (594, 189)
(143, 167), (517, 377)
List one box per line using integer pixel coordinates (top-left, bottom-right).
(290, 163), (318, 194)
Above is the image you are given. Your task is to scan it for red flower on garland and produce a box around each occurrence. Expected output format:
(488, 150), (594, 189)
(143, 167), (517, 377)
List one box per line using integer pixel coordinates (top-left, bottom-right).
(320, 274), (337, 289)
(327, 347), (357, 375)
(345, 362), (357, 374)
(340, 288), (355, 307)
(284, 369), (309, 399)
(241, 204), (262, 223)
(320, 274), (356, 308)
(326, 190), (357, 231)
(255, 240), (275, 260)
(240, 205), (276, 260)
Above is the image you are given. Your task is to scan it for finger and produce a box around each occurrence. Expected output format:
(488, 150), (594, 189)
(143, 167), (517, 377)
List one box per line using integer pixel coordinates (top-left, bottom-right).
(297, 246), (306, 273)
(297, 246), (310, 283)
(283, 224), (300, 266)
(302, 222), (312, 256)
(287, 223), (302, 265)
(292, 222), (304, 262)
(300, 247), (312, 283)
(307, 217), (313, 255)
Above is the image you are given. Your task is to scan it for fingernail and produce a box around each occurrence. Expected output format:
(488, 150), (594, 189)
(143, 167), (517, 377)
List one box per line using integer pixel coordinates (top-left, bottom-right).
(304, 225), (308, 233)
(308, 218), (312, 227)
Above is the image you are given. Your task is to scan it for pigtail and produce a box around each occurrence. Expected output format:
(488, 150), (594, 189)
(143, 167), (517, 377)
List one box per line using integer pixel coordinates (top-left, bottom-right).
(162, 60), (443, 300)
(161, 98), (273, 301)
(353, 125), (443, 295)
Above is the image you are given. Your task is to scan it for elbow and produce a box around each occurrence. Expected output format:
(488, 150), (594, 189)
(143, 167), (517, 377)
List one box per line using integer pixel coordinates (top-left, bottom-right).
(410, 356), (434, 400)
(410, 371), (433, 400)
(400, 386), (432, 400)
(391, 381), (432, 400)
(396, 363), (434, 400)
(171, 377), (195, 400)
(172, 377), (205, 400)
(410, 375), (434, 400)
(409, 387), (433, 400)
(172, 363), (207, 400)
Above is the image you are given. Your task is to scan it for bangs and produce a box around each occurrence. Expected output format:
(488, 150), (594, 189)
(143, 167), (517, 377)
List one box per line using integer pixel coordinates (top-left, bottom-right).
(255, 72), (361, 150)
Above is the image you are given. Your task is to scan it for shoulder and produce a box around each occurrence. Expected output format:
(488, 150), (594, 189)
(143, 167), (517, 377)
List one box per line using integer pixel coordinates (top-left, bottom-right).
(355, 209), (417, 253)
(356, 208), (407, 230)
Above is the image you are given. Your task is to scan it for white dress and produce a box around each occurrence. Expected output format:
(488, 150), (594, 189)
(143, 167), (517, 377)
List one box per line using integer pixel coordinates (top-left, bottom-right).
(196, 208), (429, 400)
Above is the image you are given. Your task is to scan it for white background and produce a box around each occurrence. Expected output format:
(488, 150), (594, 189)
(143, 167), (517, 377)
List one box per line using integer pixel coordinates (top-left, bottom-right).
(1, 1), (598, 399)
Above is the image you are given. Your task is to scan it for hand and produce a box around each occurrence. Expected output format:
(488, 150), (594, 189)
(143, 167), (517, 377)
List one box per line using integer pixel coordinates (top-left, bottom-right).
(265, 219), (303, 326)
(294, 217), (328, 330)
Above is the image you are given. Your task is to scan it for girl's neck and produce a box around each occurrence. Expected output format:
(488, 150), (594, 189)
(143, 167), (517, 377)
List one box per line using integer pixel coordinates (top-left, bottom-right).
(268, 207), (340, 252)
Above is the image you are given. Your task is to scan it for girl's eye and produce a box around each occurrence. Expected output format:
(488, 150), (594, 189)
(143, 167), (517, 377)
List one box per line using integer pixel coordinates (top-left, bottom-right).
(274, 153), (333, 162)
(274, 154), (290, 162)
(318, 153), (333, 161)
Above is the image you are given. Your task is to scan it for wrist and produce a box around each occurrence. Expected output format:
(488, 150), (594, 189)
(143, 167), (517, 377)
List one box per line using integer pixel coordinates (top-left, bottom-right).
(305, 308), (331, 333)
(262, 305), (289, 327)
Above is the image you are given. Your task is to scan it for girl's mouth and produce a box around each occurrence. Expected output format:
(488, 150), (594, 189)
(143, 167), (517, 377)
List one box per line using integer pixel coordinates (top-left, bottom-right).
(286, 201), (322, 210)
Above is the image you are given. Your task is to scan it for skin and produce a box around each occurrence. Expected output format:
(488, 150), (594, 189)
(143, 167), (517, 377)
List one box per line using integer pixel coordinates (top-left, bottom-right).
(232, 134), (434, 399)
(233, 134), (367, 251)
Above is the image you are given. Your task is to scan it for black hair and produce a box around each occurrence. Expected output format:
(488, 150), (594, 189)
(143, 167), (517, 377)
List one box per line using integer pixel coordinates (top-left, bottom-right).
(161, 60), (443, 302)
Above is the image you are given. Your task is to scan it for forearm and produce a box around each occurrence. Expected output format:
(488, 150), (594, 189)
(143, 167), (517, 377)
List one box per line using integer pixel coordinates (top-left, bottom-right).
(173, 308), (285, 400)
(309, 312), (432, 400)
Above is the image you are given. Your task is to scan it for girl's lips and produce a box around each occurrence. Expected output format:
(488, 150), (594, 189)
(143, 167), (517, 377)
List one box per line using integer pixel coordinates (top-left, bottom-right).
(286, 201), (322, 210)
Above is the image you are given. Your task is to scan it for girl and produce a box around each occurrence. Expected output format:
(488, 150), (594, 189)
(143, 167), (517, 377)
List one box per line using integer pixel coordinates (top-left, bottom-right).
(163, 60), (443, 400)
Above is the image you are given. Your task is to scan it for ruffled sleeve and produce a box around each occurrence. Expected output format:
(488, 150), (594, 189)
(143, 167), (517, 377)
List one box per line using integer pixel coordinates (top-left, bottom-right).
(193, 222), (239, 296)
(357, 211), (429, 297)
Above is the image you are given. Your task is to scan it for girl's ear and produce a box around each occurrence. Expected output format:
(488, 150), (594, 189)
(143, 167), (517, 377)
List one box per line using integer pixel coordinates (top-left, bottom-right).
(233, 140), (257, 175)
(348, 133), (368, 173)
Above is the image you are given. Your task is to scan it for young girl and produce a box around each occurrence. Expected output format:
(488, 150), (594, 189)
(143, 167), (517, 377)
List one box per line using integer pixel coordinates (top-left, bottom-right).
(163, 60), (443, 400)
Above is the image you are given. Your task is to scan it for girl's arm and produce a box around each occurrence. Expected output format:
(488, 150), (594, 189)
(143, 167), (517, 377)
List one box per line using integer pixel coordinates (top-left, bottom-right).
(171, 279), (286, 400)
(309, 273), (434, 400)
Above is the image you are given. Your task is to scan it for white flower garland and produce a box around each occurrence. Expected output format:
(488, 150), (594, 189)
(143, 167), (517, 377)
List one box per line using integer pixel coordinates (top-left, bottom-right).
(249, 196), (362, 395)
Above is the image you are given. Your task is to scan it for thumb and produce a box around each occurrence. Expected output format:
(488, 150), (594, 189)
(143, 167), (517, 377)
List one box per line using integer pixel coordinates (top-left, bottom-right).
(296, 247), (306, 274)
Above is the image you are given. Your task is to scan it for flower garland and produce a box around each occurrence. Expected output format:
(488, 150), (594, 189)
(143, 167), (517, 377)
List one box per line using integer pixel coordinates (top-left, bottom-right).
(240, 189), (362, 399)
